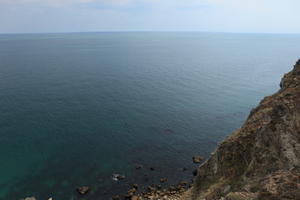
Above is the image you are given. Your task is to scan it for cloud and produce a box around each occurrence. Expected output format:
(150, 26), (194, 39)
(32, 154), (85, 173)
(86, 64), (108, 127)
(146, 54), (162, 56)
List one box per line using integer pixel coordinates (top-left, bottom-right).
(0, 0), (133, 7)
(0, 0), (220, 7)
(0, 0), (299, 33)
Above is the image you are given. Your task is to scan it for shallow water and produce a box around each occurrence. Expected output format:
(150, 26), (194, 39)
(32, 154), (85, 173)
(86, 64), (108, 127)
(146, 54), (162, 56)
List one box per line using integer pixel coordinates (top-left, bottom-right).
(0, 32), (300, 200)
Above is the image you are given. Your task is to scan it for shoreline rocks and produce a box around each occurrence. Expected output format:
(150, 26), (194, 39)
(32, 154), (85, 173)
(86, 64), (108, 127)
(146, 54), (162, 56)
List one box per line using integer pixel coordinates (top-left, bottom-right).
(112, 178), (191, 200)
(192, 156), (203, 164)
(139, 181), (191, 200)
(160, 178), (167, 183)
(112, 174), (126, 181)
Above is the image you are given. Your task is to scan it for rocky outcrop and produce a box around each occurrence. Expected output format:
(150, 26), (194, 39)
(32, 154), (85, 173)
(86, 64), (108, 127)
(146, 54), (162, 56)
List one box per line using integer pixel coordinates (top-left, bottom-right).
(193, 156), (204, 164)
(185, 60), (300, 200)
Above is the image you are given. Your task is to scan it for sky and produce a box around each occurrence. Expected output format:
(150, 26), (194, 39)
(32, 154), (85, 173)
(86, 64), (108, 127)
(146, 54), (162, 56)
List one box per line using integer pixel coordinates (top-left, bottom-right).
(0, 0), (300, 33)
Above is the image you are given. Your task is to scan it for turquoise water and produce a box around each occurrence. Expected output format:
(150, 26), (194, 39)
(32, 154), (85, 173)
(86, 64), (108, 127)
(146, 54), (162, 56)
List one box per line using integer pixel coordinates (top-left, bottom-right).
(0, 32), (300, 200)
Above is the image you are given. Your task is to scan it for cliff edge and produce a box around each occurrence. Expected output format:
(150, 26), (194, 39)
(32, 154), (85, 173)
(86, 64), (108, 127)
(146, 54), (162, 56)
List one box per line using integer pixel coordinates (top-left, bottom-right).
(184, 60), (300, 200)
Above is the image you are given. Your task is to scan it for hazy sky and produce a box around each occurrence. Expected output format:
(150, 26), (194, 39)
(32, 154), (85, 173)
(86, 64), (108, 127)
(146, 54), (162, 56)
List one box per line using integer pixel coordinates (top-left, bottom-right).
(0, 0), (300, 33)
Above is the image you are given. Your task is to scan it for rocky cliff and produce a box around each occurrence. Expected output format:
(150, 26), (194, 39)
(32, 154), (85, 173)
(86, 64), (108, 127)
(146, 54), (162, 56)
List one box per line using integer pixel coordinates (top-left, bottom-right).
(184, 60), (300, 200)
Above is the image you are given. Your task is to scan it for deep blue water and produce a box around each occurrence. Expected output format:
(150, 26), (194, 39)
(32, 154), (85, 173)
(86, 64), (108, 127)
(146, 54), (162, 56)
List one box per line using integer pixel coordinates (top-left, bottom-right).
(0, 32), (300, 200)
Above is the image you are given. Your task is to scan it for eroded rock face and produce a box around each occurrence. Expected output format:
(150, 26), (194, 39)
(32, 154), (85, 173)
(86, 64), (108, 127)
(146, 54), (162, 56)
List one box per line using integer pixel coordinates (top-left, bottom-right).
(188, 60), (300, 200)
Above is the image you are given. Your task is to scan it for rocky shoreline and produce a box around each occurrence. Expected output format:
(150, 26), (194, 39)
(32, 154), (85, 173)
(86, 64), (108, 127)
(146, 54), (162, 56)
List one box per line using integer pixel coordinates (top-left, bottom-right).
(111, 181), (189, 200)
(22, 154), (202, 200)
(122, 59), (300, 200)
(95, 156), (201, 200)
(185, 59), (300, 200)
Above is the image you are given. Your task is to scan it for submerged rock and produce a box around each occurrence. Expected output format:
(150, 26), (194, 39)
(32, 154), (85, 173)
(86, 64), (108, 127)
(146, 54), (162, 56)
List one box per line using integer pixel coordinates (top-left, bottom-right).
(76, 186), (90, 195)
(179, 181), (188, 186)
(135, 165), (143, 170)
(164, 129), (175, 134)
(111, 195), (121, 200)
(160, 178), (167, 183)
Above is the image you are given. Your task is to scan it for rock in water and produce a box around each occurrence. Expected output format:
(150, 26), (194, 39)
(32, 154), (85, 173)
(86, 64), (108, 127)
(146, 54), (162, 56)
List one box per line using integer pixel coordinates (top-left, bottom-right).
(24, 197), (36, 200)
(112, 195), (121, 200)
(192, 156), (203, 163)
(76, 186), (90, 195)
(118, 175), (125, 180)
(187, 59), (300, 200)
(112, 173), (125, 181)
(160, 178), (167, 183)
(135, 165), (142, 170)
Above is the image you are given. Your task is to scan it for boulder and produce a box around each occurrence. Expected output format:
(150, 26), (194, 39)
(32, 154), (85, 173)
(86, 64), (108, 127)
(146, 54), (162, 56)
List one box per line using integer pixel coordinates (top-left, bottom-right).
(112, 174), (125, 181)
(24, 197), (36, 200)
(192, 156), (203, 163)
(76, 186), (90, 195)
(131, 195), (139, 200)
(135, 165), (142, 170)
(160, 178), (167, 183)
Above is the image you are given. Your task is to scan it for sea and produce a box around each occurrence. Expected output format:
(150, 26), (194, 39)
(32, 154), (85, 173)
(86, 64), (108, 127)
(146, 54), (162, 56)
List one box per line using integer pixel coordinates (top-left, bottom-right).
(0, 32), (300, 200)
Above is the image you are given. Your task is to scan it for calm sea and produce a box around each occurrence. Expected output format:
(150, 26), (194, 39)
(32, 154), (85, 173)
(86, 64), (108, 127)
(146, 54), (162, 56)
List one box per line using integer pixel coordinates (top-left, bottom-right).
(0, 32), (300, 200)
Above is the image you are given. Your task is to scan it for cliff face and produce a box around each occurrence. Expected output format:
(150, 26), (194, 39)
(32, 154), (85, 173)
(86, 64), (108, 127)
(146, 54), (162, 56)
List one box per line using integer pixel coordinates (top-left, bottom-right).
(187, 60), (300, 200)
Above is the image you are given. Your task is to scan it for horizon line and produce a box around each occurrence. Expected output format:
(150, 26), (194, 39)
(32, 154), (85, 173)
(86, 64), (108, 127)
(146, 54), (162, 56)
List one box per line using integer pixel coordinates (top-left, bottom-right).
(1, 30), (300, 35)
